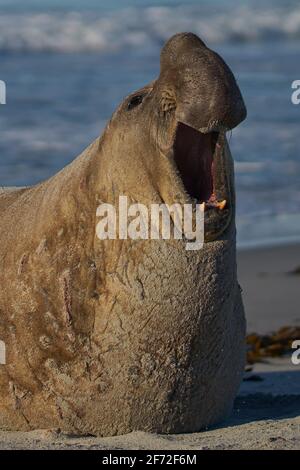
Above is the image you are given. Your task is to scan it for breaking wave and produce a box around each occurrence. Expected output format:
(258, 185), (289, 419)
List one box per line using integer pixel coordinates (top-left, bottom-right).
(1, 4), (300, 53)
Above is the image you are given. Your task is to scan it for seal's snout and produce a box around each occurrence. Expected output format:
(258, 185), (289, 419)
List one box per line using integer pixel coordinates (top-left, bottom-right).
(157, 33), (247, 239)
(160, 32), (247, 133)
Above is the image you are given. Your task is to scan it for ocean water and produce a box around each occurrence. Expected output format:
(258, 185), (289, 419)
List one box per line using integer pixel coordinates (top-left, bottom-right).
(0, 0), (300, 247)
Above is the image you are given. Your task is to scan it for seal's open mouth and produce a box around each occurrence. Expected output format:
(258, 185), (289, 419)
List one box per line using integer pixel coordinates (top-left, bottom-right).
(174, 122), (226, 208)
(173, 122), (231, 239)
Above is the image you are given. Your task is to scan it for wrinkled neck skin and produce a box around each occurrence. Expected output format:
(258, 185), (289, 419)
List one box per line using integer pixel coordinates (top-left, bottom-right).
(0, 124), (244, 435)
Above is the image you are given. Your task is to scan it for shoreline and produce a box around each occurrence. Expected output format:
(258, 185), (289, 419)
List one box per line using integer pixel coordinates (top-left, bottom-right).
(238, 236), (300, 252)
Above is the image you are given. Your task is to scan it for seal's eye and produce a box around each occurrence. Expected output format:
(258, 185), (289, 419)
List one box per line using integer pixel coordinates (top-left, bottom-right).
(127, 94), (145, 110)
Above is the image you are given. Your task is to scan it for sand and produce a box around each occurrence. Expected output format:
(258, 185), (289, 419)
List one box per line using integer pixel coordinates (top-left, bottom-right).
(0, 242), (299, 450)
(238, 242), (300, 333)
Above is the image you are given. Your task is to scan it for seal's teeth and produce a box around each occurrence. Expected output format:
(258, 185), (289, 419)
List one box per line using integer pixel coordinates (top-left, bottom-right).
(200, 202), (206, 212)
(218, 200), (227, 210)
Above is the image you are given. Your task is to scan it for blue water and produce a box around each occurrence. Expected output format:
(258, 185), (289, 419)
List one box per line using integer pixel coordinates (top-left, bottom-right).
(0, 0), (300, 247)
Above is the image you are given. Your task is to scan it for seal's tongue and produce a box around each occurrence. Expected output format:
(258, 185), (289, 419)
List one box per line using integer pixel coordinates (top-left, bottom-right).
(173, 122), (226, 211)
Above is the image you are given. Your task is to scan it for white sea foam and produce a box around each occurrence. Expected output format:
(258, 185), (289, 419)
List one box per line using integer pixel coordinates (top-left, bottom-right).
(0, 5), (300, 53)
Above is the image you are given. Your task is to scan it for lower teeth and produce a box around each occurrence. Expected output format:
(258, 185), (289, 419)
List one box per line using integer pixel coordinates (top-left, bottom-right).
(200, 199), (227, 211)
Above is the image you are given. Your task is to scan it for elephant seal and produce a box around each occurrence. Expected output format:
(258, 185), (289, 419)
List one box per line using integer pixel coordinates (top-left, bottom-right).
(0, 33), (246, 436)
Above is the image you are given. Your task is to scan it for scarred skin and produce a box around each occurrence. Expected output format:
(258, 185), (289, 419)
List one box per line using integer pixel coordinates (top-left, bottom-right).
(0, 33), (246, 436)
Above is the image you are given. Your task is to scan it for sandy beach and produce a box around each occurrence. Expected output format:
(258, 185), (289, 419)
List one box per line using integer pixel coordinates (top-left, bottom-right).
(238, 242), (300, 334)
(0, 241), (299, 450)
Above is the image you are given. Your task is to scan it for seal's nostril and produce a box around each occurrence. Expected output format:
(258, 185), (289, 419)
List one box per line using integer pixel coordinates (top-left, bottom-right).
(160, 90), (176, 113)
